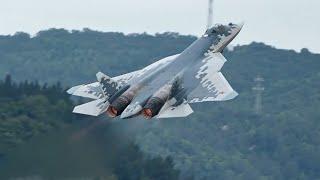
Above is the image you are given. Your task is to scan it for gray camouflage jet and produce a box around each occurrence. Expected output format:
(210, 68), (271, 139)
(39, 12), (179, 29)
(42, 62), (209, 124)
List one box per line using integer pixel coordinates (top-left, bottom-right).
(67, 23), (243, 119)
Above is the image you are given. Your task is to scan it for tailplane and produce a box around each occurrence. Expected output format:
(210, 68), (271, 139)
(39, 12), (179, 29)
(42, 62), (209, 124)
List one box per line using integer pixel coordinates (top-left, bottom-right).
(69, 71), (121, 116)
(73, 98), (110, 116)
(68, 71), (136, 117)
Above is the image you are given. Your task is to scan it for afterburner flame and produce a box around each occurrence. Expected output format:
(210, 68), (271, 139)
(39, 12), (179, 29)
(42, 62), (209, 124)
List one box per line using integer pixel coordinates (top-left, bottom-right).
(107, 106), (118, 118)
(142, 108), (153, 119)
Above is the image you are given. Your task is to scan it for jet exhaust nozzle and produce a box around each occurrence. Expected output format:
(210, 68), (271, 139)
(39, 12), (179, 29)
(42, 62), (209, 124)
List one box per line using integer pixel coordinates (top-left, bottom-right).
(107, 106), (119, 118)
(142, 97), (167, 119)
(106, 86), (138, 118)
(142, 84), (172, 119)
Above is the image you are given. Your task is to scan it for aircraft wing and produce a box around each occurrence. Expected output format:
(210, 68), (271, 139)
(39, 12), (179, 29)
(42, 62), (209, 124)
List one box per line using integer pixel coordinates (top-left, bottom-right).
(68, 54), (179, 101)
(112, 70), (140, 85)
(67, 70), (138, 99)
(185, 53), (238, 103)
(188, 72), (238, 103)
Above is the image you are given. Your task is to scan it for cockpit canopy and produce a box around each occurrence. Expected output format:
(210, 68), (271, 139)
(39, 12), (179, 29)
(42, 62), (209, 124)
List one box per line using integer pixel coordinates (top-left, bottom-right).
(205, 23), (235, 36)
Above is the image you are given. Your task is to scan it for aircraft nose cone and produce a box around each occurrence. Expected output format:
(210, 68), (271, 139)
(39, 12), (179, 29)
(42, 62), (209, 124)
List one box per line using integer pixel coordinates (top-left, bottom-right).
(120, 104), (143, 119)
(234, 22), (244, 33)
(237, 22), (244, 28)
(227, 22), (244, 42)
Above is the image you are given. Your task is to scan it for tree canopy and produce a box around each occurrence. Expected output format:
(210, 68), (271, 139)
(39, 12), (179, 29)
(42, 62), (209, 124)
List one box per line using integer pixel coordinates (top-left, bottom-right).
(0, 75), (180, 179)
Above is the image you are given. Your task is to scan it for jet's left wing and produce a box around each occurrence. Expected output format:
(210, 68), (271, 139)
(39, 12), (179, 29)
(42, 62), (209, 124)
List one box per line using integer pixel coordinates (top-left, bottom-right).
(67, 71), (140, 100)
(112, 70), (140, 85)
(68, 54), (180, 100)
(185, 52), (238, 103)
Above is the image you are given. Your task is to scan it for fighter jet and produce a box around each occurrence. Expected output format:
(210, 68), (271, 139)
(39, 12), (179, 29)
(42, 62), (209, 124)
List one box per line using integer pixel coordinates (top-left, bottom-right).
(67, 23), (243, 119)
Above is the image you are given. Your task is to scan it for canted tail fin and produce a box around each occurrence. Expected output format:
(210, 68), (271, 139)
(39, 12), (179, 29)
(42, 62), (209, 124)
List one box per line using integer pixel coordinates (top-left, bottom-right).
(70, 72), (119, 117)
(96, 72), (120, 98)
(68, 71), (128, 117)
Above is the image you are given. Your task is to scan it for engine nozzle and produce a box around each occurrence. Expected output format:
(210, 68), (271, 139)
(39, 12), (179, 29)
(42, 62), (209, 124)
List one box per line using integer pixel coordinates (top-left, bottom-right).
(142, 108), (153, 119)
(106, 86), (139, 118)
(107, 106), (118, 118)
(142, 97), (166, 119)
(142, 84), (172, 119)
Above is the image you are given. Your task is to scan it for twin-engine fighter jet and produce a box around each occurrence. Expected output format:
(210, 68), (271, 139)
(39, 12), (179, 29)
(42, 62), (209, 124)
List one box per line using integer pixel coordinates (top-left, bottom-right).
(67, 23), (243, 119)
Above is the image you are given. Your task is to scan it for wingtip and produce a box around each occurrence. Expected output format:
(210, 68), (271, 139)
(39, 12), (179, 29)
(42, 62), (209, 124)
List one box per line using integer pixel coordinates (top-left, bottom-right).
(67, 85), (83, 95)
(237, 22), (245, 29)
(224, 90), (239, 100)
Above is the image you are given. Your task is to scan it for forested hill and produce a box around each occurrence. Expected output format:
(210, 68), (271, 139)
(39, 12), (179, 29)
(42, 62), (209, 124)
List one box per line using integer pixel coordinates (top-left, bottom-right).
(0, 29), (320, 179)
(0, 28), (318, 89)
(0, 29), (196, 85)
(0, 77), (180, 179)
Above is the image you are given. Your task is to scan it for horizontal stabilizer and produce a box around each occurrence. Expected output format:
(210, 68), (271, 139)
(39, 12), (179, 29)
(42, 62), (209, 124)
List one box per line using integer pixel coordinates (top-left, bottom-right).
(73, 99), (110, 116)
(67, 82), (103, 99)
(157, 102), (193, 119)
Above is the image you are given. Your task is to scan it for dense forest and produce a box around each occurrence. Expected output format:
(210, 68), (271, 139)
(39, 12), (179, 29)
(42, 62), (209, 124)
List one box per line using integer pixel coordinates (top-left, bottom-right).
(0, 76), (180, 179)
(0, 29), (319, 179)
(0, 29), (196, 85)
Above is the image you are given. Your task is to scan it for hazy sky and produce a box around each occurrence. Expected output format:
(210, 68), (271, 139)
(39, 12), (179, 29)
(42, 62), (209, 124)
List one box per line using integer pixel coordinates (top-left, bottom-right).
(0, 0), (319, 52)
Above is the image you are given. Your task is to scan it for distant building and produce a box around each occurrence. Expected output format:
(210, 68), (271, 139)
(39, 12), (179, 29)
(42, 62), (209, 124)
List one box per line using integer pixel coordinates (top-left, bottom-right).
(207, 0), (214, 29)
(252, 75), (265, 115)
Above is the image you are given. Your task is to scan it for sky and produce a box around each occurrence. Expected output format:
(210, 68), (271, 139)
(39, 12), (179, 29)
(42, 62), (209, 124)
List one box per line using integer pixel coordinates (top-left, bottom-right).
(0, 0), (319, 52)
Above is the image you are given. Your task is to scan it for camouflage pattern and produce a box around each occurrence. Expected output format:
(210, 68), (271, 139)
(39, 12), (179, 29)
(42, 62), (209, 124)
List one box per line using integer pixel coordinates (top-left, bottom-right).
(68, 23), (243, 119)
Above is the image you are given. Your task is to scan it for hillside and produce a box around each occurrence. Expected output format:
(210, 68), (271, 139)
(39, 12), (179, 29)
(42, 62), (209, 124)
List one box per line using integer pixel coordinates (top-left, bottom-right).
(0, 77), (180, 179)
(0, 29), (195, 85)
(0, 29), (320, 179)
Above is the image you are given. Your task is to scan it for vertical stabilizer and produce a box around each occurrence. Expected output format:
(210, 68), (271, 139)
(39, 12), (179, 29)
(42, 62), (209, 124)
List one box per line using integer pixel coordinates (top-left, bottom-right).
(96, 72), (120, 98)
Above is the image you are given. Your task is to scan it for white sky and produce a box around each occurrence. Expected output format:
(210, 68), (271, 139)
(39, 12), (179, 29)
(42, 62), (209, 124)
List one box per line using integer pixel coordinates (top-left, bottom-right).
(0, 0), (319, 52)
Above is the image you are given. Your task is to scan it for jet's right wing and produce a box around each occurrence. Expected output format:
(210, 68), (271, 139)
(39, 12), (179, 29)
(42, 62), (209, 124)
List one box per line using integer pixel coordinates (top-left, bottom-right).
(185, 52), (238, 103)
(188, 72), (238, 103)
